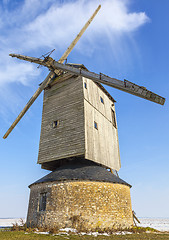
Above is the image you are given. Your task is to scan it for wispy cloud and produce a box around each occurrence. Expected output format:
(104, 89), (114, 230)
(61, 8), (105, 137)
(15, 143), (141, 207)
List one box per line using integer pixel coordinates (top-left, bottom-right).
(0, 0), (149, 120)
(0, 0), (149, 86)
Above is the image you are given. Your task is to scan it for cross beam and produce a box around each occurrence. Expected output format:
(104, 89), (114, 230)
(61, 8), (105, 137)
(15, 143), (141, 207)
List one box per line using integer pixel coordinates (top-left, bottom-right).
(10, 54), (165, 105)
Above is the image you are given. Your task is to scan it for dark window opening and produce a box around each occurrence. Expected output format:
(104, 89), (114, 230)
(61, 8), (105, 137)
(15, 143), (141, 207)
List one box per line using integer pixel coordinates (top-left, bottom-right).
(100, 97), (104, 104)
(84, 82), (87, 89)
(39, 193), (47, 212)
(94, 121), (98, 130)
(52, 120), (59, 128)
(111, 109), (117, 128)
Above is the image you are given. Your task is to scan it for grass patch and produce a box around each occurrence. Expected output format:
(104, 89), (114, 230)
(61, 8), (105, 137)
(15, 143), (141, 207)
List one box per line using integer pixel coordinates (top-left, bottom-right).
(0, 231), (169, 239)
(1, 222), (168, 239)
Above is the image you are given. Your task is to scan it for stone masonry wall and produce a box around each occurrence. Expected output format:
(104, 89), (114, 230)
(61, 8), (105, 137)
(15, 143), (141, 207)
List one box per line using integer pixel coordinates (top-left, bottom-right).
(27, 181), (133, 230)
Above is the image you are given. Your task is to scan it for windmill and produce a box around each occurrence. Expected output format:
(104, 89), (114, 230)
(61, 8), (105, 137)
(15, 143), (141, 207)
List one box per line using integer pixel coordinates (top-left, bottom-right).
(3, 4), (165, 231)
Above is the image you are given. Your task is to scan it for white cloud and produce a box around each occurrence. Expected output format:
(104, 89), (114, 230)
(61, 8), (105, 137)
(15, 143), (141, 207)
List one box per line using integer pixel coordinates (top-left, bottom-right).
(0, 0), (149, 87)
(0, 49), (40, 87)
(0, 0), (149, 119)
(24, 0), (149, 50)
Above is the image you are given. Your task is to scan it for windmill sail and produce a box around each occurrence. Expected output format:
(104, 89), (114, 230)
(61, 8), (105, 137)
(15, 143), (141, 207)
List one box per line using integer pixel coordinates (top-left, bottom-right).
(58, 4), (101, 64)
(9, 54), (165, 105)
(3, 72), (54, 139)
(3, 5), (101, 139)
(51, 61), (165, 105)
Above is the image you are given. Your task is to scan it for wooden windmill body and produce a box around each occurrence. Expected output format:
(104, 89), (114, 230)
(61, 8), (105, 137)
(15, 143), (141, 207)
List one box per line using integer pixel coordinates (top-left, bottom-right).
(38, 70), (120, 172)
(3, 5), (165, 230)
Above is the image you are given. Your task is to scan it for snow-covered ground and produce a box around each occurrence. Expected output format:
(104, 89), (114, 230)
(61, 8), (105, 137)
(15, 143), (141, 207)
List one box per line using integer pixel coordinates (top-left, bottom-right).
(0, 217), (169, 232)
(138, 218), (169, 232)
(0, 218), (26, 228)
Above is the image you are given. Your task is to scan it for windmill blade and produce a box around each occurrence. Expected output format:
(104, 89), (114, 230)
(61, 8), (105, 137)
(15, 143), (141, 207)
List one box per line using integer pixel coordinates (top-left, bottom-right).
(47, 60), (165, 105)
(10, 54), (45, 65)
(7, 55), (166, 105)
(4, 5), (101, 139)
(7, 54), (166, 105)
(58, 4), (101, 64)
(3, 72), (55, 139)
(51, 4), (101, 78)
(10, 5), (101, 66)
(10, 5), (101, 74)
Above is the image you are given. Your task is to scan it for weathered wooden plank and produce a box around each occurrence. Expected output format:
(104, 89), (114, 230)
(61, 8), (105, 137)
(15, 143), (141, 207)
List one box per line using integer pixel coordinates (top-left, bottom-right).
(83, 77), (121, 171)
(38, 76), (85, 166)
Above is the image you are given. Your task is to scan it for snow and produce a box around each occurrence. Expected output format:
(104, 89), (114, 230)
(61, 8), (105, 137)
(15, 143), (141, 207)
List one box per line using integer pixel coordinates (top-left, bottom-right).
(0, 218), (26, 228)
(35, 231), (49, 235)
(59, 228), (77, 233)
(138, 218), (169, 232)
(57, 230), (132, 236)
(114, 232), (132, 235)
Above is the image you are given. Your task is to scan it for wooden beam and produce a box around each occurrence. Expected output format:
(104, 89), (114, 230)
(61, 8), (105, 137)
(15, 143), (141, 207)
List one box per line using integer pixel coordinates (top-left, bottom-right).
(4, 5), (101, 138)
(58, 5), (101, 63)
(49, 60), (165, 105)
(10, 54), (165, 105)
(133, 211), (140, 224)
(3, 72), (55, 139)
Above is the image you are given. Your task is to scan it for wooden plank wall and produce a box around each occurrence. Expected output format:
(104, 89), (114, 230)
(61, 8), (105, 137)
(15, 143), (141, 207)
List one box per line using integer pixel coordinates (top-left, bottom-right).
(38, 75), (85, 165)
(83, 77), (121, 171)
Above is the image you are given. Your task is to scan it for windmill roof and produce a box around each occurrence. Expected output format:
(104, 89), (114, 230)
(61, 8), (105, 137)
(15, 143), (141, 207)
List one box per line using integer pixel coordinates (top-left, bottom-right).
(66, 63), (88, 70)
(29, 161), (131, 188)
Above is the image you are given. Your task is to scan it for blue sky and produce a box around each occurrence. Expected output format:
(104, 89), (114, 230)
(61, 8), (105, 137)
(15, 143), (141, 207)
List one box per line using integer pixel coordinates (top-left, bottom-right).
(0, 0), (169, 219)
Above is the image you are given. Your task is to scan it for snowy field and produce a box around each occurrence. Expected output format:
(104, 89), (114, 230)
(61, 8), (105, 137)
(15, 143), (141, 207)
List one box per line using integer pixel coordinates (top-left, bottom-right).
(0, 218), (26, 228)
(0, 218), (169, 232)
(138, 218), (169, 232)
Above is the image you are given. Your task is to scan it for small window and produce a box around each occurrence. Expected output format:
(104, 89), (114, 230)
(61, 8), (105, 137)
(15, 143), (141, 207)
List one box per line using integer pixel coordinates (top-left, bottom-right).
(52, 120), (59, 128)
(94, 121), (98, 130)
(39, 193), (47, 212)
(100, 97), (104, 104)
(111, 109), (117, 128)
(84, 82), (87, 89)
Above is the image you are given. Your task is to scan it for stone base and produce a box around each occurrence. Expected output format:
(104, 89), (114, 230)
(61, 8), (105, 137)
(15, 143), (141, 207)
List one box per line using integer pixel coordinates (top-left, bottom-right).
(27, 162), (133, 230)
(27, 181), (133, 230)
